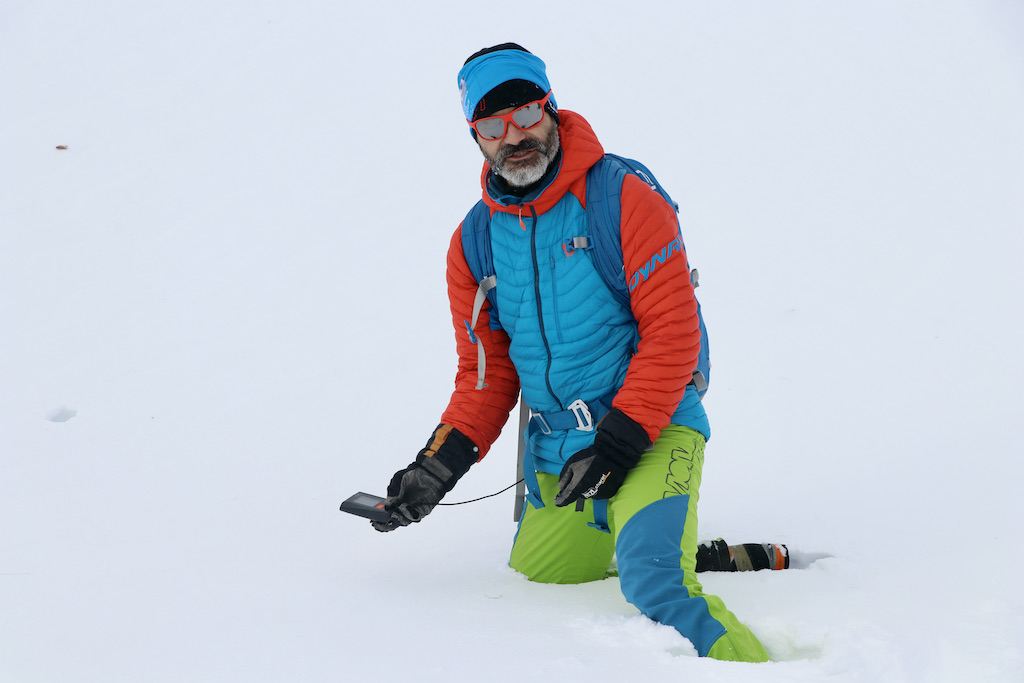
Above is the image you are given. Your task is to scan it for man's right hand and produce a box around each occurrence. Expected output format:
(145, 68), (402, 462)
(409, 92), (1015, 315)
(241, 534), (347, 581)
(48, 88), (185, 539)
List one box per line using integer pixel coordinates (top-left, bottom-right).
(370, 464), (448, 531)
(371, 424), (478, 532)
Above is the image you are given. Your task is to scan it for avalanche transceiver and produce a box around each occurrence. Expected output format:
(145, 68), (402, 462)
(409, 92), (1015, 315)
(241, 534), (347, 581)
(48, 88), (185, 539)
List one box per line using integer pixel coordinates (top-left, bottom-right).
(340, 492), (392, 523)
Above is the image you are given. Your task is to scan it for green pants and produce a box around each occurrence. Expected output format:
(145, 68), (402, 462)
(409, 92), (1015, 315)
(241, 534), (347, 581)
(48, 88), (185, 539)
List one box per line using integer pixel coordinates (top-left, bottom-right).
(509, 426), (769, 662)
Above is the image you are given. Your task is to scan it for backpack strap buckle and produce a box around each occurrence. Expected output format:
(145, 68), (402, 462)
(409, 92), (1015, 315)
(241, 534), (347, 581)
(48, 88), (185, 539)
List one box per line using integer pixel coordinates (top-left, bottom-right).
(530, 409), (552, 435)
(561, 236), (593, 258)
(530, 398), (596, 434)
(566, 398), (595, 432)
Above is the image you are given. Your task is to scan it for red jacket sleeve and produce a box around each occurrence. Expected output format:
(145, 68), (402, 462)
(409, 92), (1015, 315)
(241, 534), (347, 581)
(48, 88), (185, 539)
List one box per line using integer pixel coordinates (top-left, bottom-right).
(612, 174), (702, 442)
(439, 224), (521, 458)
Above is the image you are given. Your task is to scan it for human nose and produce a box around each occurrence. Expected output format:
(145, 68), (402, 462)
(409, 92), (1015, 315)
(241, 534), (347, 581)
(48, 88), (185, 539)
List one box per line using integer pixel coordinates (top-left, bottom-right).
(502, 121), (527, 145)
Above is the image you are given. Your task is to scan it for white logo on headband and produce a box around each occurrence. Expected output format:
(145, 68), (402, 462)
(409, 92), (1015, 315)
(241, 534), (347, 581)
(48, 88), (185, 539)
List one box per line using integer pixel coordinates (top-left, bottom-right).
(459, 78), (468, 111)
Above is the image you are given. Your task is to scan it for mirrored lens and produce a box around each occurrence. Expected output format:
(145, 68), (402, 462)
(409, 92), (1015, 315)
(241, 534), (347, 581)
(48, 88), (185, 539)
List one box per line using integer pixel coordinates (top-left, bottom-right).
(511, 102), (544, 130)
(475, 117), (507, 140)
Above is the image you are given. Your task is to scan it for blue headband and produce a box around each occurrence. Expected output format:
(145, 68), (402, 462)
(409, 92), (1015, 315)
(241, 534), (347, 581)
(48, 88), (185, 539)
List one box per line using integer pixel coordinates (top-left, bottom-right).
(457, 50), (556, 121)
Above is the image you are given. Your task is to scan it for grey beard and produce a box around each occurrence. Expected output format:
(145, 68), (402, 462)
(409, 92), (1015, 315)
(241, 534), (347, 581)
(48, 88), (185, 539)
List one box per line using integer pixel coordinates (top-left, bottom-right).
(487, 126), (560, 187)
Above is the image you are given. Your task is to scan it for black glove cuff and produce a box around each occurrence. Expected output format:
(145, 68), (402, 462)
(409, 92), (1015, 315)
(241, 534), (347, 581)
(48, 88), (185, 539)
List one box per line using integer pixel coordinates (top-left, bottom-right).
(414, 424), (479, 494)
(594, 408), (651, 468)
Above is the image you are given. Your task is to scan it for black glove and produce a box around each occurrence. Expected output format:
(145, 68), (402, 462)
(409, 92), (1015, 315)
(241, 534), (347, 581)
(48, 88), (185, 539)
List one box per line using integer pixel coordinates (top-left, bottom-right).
(554, 408), (651, 507)
(371, 425), (478, 532)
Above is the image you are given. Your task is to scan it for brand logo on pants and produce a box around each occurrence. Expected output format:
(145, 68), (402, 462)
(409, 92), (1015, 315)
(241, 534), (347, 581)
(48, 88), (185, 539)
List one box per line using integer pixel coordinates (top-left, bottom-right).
(664, 446), (702, 498)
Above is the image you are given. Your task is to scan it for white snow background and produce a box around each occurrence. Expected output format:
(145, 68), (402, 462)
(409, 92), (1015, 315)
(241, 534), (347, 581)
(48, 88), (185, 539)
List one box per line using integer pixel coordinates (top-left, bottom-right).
(2, 1), (1023, 681)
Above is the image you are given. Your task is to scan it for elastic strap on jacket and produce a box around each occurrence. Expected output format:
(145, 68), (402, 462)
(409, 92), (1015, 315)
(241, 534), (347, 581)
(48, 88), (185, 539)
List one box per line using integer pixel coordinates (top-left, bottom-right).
(469, 275), (497, 390)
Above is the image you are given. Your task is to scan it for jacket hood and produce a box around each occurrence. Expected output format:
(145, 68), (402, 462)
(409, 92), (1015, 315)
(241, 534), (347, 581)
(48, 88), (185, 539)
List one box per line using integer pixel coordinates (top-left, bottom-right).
(479, 110), (604, 215)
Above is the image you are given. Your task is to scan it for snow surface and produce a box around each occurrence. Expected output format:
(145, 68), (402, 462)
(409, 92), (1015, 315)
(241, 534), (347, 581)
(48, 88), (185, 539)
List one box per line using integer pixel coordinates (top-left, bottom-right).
(3, 1), (1023, 681)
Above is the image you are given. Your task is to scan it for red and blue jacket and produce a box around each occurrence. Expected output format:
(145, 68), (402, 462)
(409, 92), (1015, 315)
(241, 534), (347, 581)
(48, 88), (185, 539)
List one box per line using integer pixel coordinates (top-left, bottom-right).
(441, 111), (707, 473)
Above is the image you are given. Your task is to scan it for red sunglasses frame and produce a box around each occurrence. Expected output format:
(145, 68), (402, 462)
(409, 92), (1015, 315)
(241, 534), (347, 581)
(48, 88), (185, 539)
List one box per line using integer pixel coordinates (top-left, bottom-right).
(469, 91), (553, 141)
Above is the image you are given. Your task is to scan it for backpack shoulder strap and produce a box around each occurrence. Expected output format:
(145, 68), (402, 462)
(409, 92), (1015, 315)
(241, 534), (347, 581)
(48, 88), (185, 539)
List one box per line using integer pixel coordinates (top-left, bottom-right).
(460, 200), (499, 390)
(584, 156), (630, 306)
(584, 154), (710, 398)
(460, 200), (501, 327)
(584, 153), (682, 304)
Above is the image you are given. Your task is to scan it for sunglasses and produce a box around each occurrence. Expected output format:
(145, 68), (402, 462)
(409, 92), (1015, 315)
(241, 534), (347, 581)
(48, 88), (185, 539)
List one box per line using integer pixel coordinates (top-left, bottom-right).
(469, 91), (553, 141)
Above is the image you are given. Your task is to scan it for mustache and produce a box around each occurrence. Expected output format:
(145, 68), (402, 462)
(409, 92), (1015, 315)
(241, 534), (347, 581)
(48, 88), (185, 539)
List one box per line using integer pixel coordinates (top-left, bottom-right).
(496, 138), (545, 164)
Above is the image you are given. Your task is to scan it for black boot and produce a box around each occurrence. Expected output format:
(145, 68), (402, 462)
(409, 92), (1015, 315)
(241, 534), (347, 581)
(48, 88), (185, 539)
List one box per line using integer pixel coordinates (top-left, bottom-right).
(695, 539), (789, 572)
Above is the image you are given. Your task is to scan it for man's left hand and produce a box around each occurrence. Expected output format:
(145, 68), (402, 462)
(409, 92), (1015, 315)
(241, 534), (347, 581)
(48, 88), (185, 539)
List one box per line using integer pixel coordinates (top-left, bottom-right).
(554, 408), (651, 507)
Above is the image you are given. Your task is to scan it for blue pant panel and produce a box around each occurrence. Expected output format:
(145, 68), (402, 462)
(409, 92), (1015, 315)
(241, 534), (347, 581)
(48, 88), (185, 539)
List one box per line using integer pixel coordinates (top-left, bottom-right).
(616, 495), (726, 657)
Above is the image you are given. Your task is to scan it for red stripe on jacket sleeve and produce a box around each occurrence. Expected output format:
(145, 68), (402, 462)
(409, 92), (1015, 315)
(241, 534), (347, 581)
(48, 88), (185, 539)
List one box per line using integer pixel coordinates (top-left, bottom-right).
(439, 224), (521, 458)
(613, 174), (701, 442)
